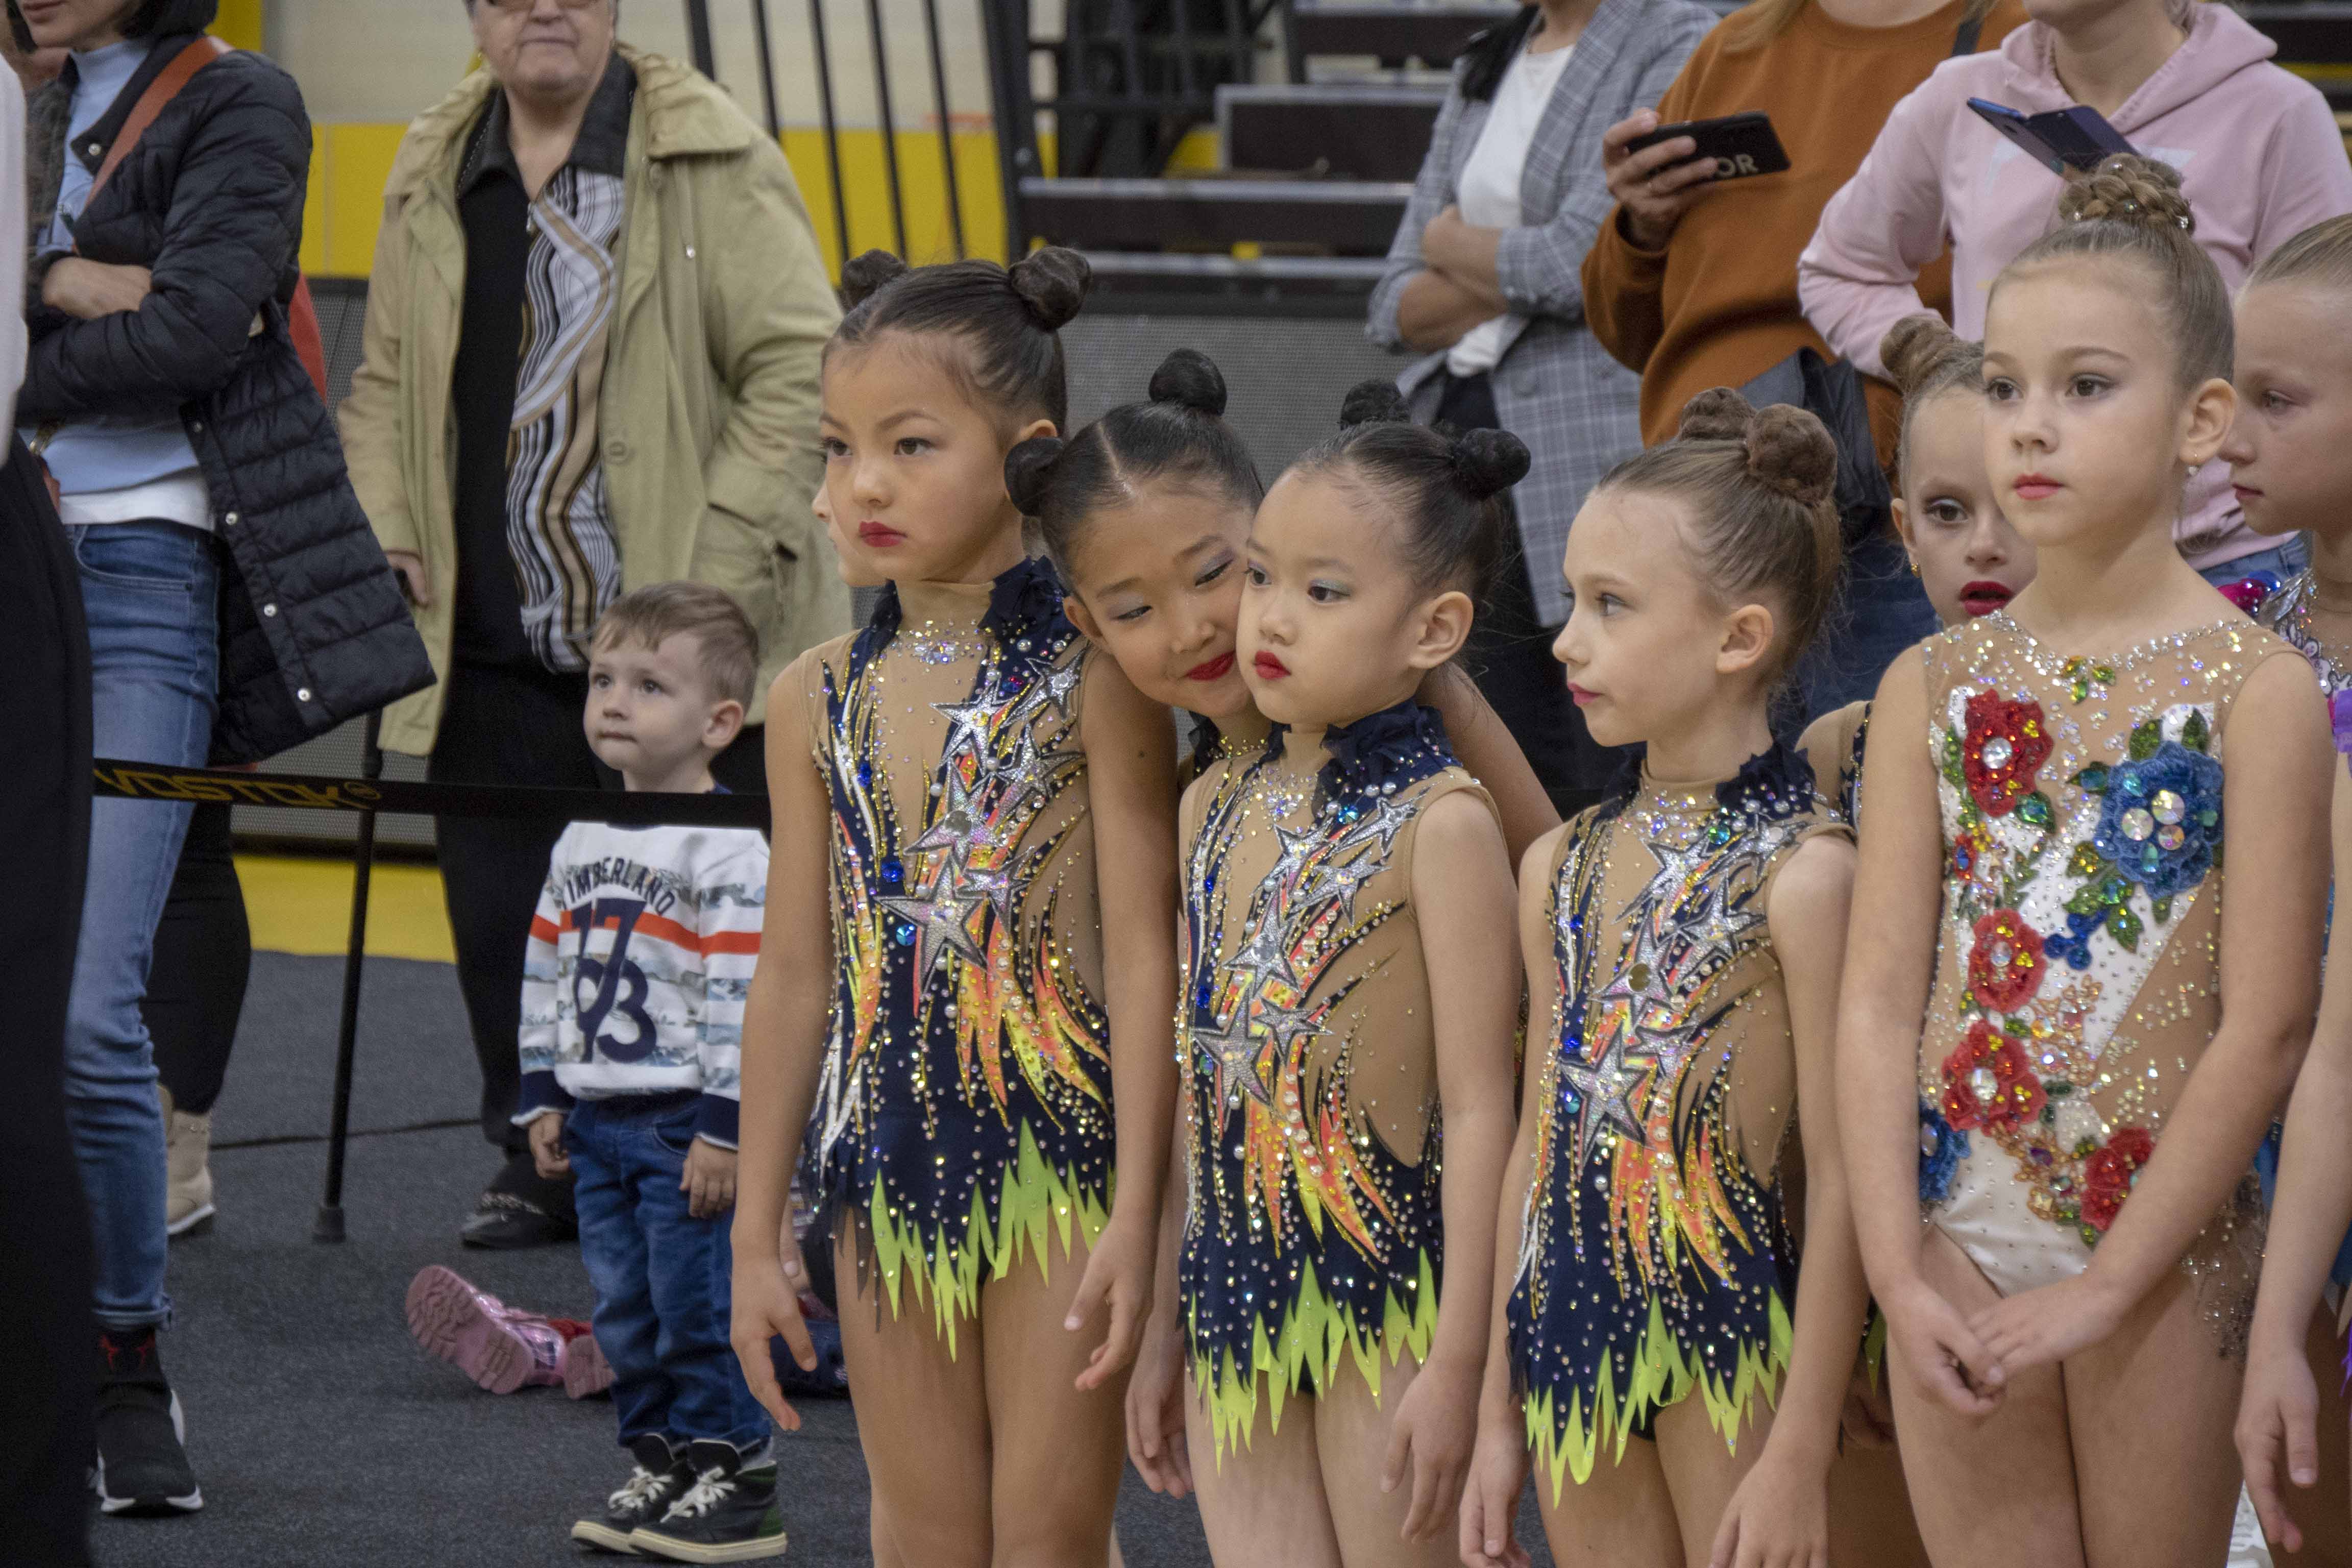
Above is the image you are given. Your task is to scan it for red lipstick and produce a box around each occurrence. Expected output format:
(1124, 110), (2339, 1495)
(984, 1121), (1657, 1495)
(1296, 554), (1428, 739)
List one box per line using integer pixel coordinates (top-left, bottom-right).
(1957, 580), (2014, 618)
(1185, 651), (1235, 683)
(856, 520), (905, 547)
(1252, 652), (1290, 680)
(2012, 473), (2062, 502)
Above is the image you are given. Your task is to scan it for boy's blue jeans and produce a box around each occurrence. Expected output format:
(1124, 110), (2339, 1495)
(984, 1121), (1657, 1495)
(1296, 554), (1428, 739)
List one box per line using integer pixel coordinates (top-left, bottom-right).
(565, 1094), (770, 1454)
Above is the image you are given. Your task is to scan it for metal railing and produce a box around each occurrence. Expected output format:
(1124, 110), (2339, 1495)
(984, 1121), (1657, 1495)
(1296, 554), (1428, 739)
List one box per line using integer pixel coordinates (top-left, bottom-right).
(681, 0), (970, 271)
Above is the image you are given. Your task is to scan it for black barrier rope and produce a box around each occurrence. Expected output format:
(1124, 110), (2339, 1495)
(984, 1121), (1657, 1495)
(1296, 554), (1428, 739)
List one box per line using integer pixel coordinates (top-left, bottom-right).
(94, 738), (773, 1243)
(91, 758), (771, 828)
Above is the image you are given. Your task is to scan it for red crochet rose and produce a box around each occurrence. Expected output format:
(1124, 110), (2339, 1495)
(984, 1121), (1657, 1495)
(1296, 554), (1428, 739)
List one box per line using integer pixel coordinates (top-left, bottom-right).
(1967, 909), (2046, 1012)
(1940, 1021), (2046, 1133)
(2081, 1125), (2156, 1233)
(1962, 690), (2052, 818)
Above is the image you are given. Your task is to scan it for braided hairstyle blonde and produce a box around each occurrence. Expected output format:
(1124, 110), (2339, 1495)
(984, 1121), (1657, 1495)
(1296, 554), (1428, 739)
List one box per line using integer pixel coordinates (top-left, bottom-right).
(1591, 388), (1842, 680)
(1993, 155), (2231, 390)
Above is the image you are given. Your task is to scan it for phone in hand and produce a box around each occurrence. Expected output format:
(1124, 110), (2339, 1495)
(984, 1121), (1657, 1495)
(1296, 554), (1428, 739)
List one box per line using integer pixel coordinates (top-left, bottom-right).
(1966, 98), (2135, 175)
(1622, 111), (1790, 182)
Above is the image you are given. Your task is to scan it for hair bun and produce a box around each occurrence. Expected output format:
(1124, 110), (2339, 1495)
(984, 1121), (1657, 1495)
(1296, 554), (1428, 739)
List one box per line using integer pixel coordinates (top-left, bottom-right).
(1677, 386), (1757, 443)
(1003, 436), (1066, 518)
(1449, 428), (1531, 501)
(1744, 404), (1839, 507)
(1006, 247), (1092, 331)
(1147, 349), (1228, 416)
(2059, 154), (2194, 236)
(1339, 379), (1410, 428)
(1879, 313), (1967, 400)
(840, 250), (909, 309)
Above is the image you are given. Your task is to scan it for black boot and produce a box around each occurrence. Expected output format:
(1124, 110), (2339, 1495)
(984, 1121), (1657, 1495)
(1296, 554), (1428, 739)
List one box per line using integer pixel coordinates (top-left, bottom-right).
(93, 1328), (201, 1515)
(459, 1149), (578, 1249)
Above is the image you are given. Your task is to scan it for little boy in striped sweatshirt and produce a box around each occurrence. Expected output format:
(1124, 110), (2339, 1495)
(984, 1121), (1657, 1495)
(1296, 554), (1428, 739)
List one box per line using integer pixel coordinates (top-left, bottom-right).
(513, 582), (786, 1562)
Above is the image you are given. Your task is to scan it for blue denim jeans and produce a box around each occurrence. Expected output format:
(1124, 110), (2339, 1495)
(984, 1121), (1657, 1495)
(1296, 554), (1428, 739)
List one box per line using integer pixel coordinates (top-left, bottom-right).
(567, 1095), (770, 1453)
(1790, 530), (1941, 733)
(66, 521), (219, 1330)
(2197, 534), (2309, 590)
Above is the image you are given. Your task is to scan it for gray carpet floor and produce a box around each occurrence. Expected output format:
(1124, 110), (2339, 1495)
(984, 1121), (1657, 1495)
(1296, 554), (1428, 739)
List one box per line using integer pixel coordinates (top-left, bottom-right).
(88, 951), (1551, 1567)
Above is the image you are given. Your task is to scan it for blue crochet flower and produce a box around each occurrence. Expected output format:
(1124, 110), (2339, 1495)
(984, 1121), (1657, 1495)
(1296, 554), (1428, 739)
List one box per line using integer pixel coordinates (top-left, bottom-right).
(2090, 741), (2223, 900)
(2042, 909), (2104, 971)
(1918, 1101), (1968, 1206)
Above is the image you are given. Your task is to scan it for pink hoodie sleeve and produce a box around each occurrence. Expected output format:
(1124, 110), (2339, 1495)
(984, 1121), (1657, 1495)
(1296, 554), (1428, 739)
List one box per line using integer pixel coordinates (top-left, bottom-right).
(1797, 75), (1955, 380)
(2252, 85), (2352, 262)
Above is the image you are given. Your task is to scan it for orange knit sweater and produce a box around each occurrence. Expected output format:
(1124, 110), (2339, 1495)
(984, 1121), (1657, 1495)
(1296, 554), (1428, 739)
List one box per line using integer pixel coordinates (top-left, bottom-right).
(1581, 0), (2027, 459)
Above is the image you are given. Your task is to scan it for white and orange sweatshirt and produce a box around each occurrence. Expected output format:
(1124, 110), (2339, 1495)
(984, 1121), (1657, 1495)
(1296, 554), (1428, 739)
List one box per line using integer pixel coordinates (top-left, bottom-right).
(513, 819), (767, 1148)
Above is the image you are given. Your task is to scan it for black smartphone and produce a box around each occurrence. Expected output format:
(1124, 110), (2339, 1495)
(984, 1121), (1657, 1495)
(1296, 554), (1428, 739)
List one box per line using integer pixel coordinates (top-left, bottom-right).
(1966, 98), (2134, 175)
(1622, 111), (1790, 181)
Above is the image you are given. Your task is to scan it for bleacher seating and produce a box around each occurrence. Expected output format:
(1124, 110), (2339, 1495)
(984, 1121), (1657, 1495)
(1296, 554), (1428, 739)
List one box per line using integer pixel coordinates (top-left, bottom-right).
(1007, 0), (2352, 309)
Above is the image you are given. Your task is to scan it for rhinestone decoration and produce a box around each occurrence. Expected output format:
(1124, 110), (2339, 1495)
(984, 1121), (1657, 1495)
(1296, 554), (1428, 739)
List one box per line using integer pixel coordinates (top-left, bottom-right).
(1510, 742), (1828, 1496)
(1915, 610), (2274, 1353)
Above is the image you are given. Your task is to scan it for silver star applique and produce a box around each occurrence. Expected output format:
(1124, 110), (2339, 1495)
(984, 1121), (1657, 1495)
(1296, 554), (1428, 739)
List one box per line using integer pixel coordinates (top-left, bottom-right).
(1023, 659), (1085, 725)
(933, 694), (1001, 767)
(1193, 1005), (1275, 1128)
(906, 765), (994, 860)
(880, 857), (992, 979)
(998, 724), (1080, 808)
(1559, 1022), (1660, 1171)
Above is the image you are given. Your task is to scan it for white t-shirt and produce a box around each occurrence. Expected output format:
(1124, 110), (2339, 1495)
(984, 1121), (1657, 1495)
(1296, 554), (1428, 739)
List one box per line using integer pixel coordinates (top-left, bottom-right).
(1446, 38), (1573, 378)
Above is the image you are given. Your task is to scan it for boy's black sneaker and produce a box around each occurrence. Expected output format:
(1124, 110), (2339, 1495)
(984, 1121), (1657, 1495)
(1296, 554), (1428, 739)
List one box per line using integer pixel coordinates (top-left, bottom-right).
(571, 1434), (693, 1554)
(92, 1328), (202, 1515)
(629, 1440), (788, 1562)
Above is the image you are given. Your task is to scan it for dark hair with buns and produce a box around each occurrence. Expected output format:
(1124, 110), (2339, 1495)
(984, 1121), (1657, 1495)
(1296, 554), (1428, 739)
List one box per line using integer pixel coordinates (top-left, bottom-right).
(1993, 155), (2231, 390)
(1005, 349), (1265, 574)
(1878, 314), (1984, 489)
(1593, 388), (1842, 681)
(1283, 378), (1530, 596)
(828, 247), (1092, 429)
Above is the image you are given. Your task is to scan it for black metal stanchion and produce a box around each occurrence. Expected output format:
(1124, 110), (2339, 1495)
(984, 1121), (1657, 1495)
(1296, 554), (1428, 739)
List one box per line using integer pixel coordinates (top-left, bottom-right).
(312, 710), (383, 1243)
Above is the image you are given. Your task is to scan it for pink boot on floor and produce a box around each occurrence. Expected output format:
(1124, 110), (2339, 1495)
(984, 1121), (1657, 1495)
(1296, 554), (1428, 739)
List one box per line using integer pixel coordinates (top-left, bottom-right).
(550, 1317), (613, 1399)
(404, 1265), (571, 1394)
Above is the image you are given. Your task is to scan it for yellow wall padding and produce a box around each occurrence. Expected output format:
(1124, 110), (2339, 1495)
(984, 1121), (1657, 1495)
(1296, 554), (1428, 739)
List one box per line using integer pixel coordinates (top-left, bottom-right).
(298, 121), (1225, 279)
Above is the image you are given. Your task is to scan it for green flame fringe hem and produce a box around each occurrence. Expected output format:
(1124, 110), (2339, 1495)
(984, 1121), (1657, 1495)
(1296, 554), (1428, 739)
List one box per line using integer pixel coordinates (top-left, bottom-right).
(1525, 1289), (1792, 1500)
(857, 1120), (1111, 1356)
(1188, 1248), (1441, 1459)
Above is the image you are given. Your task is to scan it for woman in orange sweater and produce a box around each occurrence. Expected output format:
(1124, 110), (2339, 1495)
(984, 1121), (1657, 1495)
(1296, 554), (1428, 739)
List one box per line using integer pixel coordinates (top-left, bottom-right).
(1579, 0), (2025, 721)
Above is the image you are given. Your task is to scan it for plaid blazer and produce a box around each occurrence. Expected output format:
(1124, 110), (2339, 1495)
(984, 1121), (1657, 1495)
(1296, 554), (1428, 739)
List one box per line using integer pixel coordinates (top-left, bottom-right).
(1368, 0), (1713, 625)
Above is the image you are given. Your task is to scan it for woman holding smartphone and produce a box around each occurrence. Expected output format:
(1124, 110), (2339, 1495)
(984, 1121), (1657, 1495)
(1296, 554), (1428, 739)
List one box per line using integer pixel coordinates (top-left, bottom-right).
(1798, 0), (2352, 587)
(1580, 0), (2025, 723)
(1368, 0), (1712, 807)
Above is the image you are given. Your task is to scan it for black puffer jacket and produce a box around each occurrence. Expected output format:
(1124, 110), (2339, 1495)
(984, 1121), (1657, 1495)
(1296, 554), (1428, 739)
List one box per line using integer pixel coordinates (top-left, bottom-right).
(22, 34), (432, 763)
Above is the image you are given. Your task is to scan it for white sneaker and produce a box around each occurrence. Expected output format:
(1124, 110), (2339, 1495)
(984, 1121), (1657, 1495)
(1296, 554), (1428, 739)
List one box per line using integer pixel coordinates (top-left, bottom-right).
(160, 1087), (214, 1238)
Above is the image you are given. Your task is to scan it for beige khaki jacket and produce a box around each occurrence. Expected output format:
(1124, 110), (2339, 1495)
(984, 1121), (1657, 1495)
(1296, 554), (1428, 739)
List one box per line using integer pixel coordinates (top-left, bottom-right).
(339, 44), (849, 754)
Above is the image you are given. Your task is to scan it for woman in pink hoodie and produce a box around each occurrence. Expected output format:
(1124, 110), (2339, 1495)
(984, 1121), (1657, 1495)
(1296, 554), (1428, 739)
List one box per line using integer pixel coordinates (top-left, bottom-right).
(1797, 0), (2352, 582)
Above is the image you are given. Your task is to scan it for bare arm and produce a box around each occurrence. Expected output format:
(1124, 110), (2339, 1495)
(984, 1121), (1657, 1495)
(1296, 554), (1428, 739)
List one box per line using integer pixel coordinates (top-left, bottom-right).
(2238, 763), (2352, 1551)
(1973, 653), (2330, 1368)
(1420, 661), (1561, 864)
(1066, 651), (1182, 1383)
(1771, 837), (1870, 1457)
(1386, 788), (1525, 1542)
(1397, 268), (1508, 356)
(727, 656), (837, 1426)
(1461, 826), (1569, 1568)
(1422, 206), (1504, 299)
(1834, 657), (2003, 1414)
(1128, 771), (1220, 1495)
